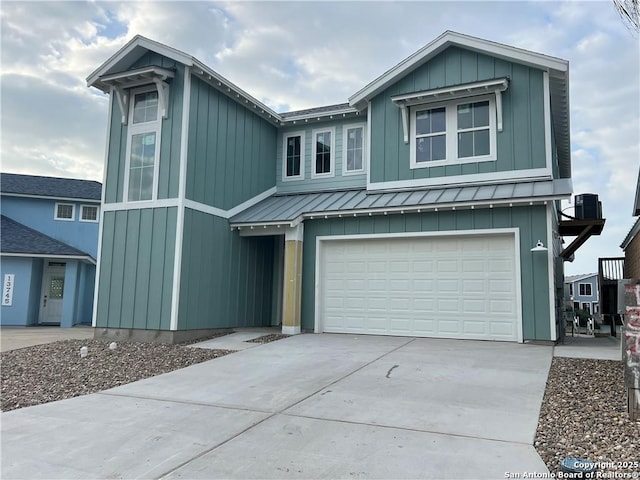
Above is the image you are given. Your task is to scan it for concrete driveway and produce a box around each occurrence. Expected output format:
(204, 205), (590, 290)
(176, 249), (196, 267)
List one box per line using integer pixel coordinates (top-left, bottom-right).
(1, 334), (552, 479)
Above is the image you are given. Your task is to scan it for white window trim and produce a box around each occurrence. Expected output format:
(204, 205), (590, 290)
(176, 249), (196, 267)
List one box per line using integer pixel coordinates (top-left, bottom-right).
(122, 85), (162, 203)
(54, 202), (75, 221)
(311, 127), (336, 179)
(578, 282), (592, 297)
(282, 131), (305, 181)
(79, 204), (100, 223)
(342, 123), (366, 176)
(409, 95), (497, 169)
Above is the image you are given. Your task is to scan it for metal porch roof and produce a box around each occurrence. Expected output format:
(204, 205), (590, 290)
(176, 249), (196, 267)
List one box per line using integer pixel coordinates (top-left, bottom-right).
(230, 179), (573, 226)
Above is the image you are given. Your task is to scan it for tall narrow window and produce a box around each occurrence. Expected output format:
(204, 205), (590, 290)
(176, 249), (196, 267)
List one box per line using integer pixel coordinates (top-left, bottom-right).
(344, 125), (365, 173)
(283, 132), (304, 180)
(126, 88), (160, 202)
(311, 128), (334, 178)
(415, 107), (446, 163)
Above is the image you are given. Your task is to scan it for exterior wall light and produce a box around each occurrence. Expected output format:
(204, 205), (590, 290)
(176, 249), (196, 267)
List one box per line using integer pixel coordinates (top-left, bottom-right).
(531, 240), (548, 252)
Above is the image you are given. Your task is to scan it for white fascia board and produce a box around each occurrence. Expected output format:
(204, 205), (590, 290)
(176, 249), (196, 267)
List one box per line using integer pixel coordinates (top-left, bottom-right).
(281, 107), (361, 123)
(349, 30), (568, 109)
(1, 252), (96, 265)
(87, 35), (193, 88)
(192, 60), (282, 123)
(1, 192), (100, 203)
(621, 217), (640, 250)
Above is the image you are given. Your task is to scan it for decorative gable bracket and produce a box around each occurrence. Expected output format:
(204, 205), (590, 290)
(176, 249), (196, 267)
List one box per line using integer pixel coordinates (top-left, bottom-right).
(391, 77), (509, 144)
(100, 66), (175, 125)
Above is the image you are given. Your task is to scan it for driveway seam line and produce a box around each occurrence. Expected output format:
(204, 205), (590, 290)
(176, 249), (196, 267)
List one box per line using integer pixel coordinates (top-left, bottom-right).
(96, 391), (274, 414)
(279, 411), (535, 446)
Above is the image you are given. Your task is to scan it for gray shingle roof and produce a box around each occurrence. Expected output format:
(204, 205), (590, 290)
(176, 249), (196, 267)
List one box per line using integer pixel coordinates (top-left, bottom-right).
(1, 173), (102, 201)
(280, 103), (354, 119)
(230, 179), (573, 225)
(0, 215), (92, 259)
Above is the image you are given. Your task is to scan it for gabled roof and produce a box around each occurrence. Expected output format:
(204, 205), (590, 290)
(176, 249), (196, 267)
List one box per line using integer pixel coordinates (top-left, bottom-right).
(86, 35), (282, 126)
(0, 215), (94, 261)
(230, 178), (572, 227)
(348, 31), (571, 178)
(564, 273), (598, 284)
(1, 173), (101, 201)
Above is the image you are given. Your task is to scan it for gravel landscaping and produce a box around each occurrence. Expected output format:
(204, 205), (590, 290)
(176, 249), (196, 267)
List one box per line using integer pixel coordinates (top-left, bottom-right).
(0, 339), (234, 412)
(535, 357), (640, 476)
(247, 333), (291, 344)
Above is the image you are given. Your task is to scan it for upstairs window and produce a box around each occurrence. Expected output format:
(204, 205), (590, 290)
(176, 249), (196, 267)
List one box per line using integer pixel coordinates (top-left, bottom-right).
(579, 283), (592, 296)
(125, 88), (161, 202)
(283, 132), (304, 180)
(80, 205), (99, 222)
(55, 203), (74, 221)
(343, 124), (365, 174)
(312, 128), (334, 178)
(410, 95), (496, 169)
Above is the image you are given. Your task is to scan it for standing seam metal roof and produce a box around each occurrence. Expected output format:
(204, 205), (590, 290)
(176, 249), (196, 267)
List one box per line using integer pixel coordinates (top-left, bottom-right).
(230, 179), (572, 225)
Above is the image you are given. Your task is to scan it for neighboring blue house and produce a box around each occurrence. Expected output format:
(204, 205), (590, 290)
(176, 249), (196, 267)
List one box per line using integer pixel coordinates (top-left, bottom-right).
(87, 31), (576, 343)
(564, 273), (599, 315)
(0, 174), (101, 327)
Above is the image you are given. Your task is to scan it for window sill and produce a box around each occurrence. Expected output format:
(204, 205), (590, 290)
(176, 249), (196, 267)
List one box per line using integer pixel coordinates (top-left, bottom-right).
(410, 154), (497, 169)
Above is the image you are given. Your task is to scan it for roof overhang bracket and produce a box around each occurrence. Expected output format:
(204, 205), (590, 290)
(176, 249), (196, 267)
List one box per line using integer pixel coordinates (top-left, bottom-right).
(99, 66), (175, 125)
(559, 219), (606, 260)
(392, 77), (509, 144)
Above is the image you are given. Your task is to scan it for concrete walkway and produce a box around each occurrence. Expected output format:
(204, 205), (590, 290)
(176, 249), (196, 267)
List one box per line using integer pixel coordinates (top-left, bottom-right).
(2, 334), (552, 479)
(554, 334), (622, 361)
(0, 326), (94, 352)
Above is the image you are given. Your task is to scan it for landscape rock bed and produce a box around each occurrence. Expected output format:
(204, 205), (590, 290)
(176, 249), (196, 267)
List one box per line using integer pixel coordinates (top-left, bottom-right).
(535, 357), (640, 475)
(246, 334), (290, 344)
(0, 339), (233, 412)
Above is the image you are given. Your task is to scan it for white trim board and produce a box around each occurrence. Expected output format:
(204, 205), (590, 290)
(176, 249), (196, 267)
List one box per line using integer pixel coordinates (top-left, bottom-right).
(367, 168), (553, 192)
(1, 193), (100, 203)
(313, 228), (524, 343)
(101, 186), (276, 219)
(1, 253), (96, 265)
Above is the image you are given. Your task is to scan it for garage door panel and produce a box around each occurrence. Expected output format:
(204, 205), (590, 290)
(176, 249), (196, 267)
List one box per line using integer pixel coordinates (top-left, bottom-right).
(319, 234), (519, 341)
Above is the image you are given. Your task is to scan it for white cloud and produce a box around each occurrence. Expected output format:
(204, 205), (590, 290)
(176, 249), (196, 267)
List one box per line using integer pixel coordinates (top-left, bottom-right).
(0, 0), (638, 276)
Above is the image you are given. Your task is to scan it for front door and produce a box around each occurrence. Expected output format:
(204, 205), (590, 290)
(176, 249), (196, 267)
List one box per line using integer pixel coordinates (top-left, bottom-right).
(39, 263), (66, 324)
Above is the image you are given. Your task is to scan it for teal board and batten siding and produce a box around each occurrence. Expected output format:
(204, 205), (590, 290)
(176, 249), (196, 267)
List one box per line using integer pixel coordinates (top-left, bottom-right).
(369, 46), (546, 183)
(276, 120), (367, 194)
(185, 77), (277, 210)
(178, 208), (274, 330)
(301, 205), (552, 341)
(103, 53), (185, 204)
(95, 208), (177, 330)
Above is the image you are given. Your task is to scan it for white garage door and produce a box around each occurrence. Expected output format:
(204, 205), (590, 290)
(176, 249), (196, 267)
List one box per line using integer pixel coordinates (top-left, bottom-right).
(318, 234), (520, 341)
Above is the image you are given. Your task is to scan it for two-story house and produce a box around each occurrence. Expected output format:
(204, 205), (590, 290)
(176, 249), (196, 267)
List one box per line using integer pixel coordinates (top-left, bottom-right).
(87, 31), (573, 344)
(564, 273), (599, 314)
(0, 173), (101, 327)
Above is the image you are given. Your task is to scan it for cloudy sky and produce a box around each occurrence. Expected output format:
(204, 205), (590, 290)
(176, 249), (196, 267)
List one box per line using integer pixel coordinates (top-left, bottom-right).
(1, 1), (638, 275)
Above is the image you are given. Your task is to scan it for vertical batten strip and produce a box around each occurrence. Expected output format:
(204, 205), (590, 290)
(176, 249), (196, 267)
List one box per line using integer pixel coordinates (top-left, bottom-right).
(546, 202), (557, 341)
(543, 71), (552, 174)
(170, 66), (191, 331)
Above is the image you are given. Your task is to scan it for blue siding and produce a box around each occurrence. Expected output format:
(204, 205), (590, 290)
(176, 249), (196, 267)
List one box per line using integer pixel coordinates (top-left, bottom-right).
(276, 119), (367, 194)
(178, 209), (274, 330)
(185, 76), (277, 210)
(369, 46), (547, 184)
(1, 196), (99, 257)
(0, 257), (40, 326)
(95, 208), (177, 330)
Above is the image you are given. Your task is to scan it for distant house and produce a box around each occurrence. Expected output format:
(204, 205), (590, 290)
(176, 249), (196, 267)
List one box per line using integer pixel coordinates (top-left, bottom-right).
(0, 173), (101, 327)
(87, 31), (577, 344)
(564, 273), (599, 314)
